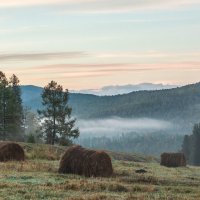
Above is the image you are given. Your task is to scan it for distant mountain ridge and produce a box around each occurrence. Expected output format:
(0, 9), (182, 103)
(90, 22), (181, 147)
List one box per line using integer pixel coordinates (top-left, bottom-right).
(21, 83), (177, 110)
(21, 82), (200, 134)
(21, 85), (43, 111)
(71, 83), (178, 96)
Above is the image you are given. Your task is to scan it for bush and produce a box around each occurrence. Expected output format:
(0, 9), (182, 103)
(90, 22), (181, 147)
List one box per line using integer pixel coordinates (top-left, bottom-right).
(27, 134), (36, 143)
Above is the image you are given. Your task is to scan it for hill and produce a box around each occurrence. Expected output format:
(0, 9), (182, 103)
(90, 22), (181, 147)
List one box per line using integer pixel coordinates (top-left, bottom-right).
(21, 82), (200, 132)
(21, 85), (43, 111)
(72, 83), (177, 96)
(69, 83), (200, 120)
(20, 142), (157, 162)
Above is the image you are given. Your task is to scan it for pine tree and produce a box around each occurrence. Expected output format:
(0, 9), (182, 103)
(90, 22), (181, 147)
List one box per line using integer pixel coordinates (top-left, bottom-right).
(192, 123), (200, 166)
(0, 71), (9, 140)
(38, 81), (79, 145)
(182, 135), (191, 162)
(8, 74), (24, 138)
(0, 72), (24, 141)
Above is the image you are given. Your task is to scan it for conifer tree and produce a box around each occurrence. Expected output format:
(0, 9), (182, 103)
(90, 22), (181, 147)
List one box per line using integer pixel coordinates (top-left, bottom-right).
(192, 123), (200, 165)
(0, 72), (24, 140)
(182, 123), (200, 166)
(38, 81), (79, 145)
(9, 74), (23, 136)
(0, 71), (9, 140)
(182, 135), (191, 162)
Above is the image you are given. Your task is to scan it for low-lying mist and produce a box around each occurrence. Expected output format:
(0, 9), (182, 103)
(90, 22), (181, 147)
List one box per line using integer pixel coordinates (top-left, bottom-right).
(77, 117), (173, 138)
(75, 117), (183, 156)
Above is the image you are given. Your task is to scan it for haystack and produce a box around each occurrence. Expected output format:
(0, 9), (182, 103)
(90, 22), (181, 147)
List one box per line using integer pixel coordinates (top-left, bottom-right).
(58, 145), (113, 177)
(0, 142), (25, 162)
(160, 153), (186, 167)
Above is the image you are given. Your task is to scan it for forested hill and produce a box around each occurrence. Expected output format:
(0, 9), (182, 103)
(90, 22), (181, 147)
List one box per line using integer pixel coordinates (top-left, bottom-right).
(21, 82), (200, 122)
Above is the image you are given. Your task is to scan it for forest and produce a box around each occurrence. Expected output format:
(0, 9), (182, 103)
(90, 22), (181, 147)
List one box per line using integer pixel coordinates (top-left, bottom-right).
(21, 82), (200, 135)
(21, 83), (200, 118)
(78, 131), (183, 156)
(1, 71), (200, 161)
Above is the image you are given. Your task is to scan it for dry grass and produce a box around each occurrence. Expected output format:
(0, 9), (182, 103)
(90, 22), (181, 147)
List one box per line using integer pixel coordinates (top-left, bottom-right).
(0, 143), (200, 200)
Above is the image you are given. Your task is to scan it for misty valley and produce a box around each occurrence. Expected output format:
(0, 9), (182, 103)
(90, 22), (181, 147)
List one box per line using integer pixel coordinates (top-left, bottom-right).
(76, 117), (183, 156)
(1, 72), (200, 200)
(1, 1), (200, 199)
(21, 83), (200, 157)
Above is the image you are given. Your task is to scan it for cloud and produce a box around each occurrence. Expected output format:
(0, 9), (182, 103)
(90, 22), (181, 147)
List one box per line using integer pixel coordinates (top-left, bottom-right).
(1, 51), (200, 62)
(58, 71), (110, 78)
(4, 62), (200, 83)
(0, 25), (49, 34)
(94, 51), (200, 61)
(31, 61), (200, 71)
(116, 17), (195, 23)
(0, 52), (87, 61)
(56, 0), (200, 14)
(3, 60), (200, 90)
(0, 0), (88, 7)
(0, 16), (8, 21)
(77, 117), (173, 137)
(73, 83), (178, 96)
(2, 51), (200, 88)
(95, 52), (170, 58)
(0, 0), (199, 13)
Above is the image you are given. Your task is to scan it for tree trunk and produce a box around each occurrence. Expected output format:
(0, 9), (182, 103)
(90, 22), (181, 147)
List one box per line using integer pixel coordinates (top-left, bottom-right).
(52, 114), (56, 145)
(3, 85), (6, 140)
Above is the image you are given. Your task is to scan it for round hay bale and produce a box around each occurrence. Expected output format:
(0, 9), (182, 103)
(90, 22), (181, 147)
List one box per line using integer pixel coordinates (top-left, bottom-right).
(160, 153), (186, 167)
(58, 145), (113, 177)
(0, 142), (25, 162)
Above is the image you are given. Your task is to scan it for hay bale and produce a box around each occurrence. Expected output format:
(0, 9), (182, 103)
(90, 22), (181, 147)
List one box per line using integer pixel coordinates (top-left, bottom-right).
(58, 145), (113, 177)
(160, 153), (186, 167)
(0, 142), (25, 162)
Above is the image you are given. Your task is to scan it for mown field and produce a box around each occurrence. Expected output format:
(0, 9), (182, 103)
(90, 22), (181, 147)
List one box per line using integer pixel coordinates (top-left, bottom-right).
(0, 143), (200, 200)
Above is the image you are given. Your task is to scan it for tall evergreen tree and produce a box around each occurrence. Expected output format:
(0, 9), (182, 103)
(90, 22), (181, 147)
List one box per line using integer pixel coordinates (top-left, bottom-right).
(0, 72), (24, 141)
(9, 74), (24, 137)
(181, 123), (200, 166)
(192, 123), (200, 166)
(38, 81), (79, 145)
(182, 135), (191, 162)
(0, 71), (9, 140)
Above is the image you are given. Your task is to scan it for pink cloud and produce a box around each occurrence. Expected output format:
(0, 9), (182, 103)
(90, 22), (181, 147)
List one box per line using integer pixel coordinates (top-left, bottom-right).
(4, 62), (200, 75)
(3, 61), (200, 89)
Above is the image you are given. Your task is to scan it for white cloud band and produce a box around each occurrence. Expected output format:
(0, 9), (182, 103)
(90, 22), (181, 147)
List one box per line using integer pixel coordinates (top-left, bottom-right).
(0, 0), (199, 13)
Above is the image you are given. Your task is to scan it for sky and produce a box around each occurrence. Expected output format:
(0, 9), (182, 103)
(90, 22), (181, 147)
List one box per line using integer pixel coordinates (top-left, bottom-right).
(0, 0), (200, 90)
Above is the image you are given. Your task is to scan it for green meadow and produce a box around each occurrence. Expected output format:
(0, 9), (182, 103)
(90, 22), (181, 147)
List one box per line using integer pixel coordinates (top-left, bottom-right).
(0, 143), (200, 200)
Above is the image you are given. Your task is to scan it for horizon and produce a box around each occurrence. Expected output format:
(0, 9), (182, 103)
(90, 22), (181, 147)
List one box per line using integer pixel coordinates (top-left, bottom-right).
(20, 81), (200, 96)
(1, 0), (200, 89)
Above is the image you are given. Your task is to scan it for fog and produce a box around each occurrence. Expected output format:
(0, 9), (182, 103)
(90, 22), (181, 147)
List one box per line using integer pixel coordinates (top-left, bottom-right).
(77, 117), (173, 138)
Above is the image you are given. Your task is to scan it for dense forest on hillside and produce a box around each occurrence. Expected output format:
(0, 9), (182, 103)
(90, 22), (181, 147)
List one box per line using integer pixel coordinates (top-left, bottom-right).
(69, 83), (200, 121)
(78, 132), (184, 156)
(1, 81), (198, 156)
(22, 83), (200, 119)
(21, 82), (200, 134)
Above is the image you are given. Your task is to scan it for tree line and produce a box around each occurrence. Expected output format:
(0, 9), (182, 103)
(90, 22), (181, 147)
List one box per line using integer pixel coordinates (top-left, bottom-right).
(182, 123), (200, 166)
(0, 72), (23, 141)
(68, 82), (200, 122)
(2, 70), (200, 165)
(79, 132), (183, 157)
(0, 71), (79, 145)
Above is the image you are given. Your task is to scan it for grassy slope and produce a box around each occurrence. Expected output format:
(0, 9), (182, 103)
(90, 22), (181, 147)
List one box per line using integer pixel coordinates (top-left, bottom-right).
(0, 143), (200, 200)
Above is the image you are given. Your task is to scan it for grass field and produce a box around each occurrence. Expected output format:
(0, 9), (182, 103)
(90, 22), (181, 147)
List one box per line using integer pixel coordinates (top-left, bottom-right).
(0, 143), (200, 200)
